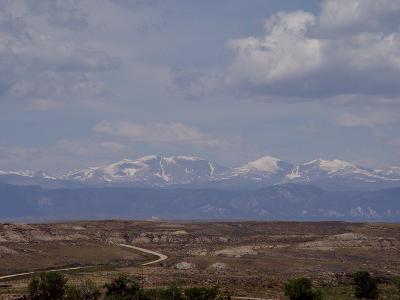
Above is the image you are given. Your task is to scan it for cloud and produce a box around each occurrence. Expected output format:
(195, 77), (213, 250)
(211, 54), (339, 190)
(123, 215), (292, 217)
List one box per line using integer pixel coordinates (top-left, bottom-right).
(169, 69), (224, 100)
(55, 139), (128, 157)
(107, 0), (167, 33)
(172, 0), (400, 107)
(319, 0), (400, 34)
(335, 111), (398, 127)
(0, 1), (119, 110)
(0, 139), (130, 174)
(0, 121), (242, 173)
(7, 72), (109, 109)
(227, 11), (321, 85)
(93, 121), (229, 148)
(224, 1), (400, 100)
(25, 0), (89, 30)
(326, 94), (400, 107)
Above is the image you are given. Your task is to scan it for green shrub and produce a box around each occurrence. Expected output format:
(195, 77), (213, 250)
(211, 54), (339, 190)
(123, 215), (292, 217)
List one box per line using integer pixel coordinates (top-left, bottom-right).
(104, 274), (142, 300)
(395, 277), (400, 294)
(284, 278), (322, 300)
(184, 286), (229, 300)
(160, 284), (183, 300)
(215, 291), (231, 300)
(144, 284), (183, 300)
(28, 272), (68, 300)
(25, 272), (232, 300)
(353, 271), (378, 299)
(143, 284), (230, 300)
(65, 280), (101, 300)
(65, 285), (81, 300)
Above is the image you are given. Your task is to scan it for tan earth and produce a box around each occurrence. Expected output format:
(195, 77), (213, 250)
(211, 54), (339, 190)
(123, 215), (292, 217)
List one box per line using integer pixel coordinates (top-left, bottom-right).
(0, 221), (400, 299)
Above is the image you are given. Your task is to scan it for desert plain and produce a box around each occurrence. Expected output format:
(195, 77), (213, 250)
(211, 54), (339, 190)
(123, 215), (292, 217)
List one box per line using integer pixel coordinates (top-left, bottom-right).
(1, 221), (400, 299)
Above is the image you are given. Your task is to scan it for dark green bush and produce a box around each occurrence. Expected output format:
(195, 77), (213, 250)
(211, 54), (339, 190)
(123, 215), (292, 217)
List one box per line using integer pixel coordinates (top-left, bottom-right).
(143, 284), (230, 300)
(184, 286), (229, 300)
(284, 278), (322, 300)
(144, 284), (183, 300)
(65, 280), (101, 300)
(28, 272), (68, 300)
(353, 271), (378, 299)
(104, 274), (142, 300)
(25, 272), (231, 300)
(65, 285), (81, 300)
(395, 277), (400, 294)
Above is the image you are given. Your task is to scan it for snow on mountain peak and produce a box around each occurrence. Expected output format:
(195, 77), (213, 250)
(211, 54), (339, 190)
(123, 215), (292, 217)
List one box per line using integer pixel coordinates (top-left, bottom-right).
(375, 166), (400, 177)
(59, 155), (226, 185)
(174, 155), (204, 161)
(163, 156), (204, 164)
(294, 158), (395, 183)
(0, 169), (56, 180)
(286, 166), (301, 180)
(136, 155), (159, 162)
(2, 155), (400, 189)
(311, 159), (355, 173)
(241, 156), (282, 173)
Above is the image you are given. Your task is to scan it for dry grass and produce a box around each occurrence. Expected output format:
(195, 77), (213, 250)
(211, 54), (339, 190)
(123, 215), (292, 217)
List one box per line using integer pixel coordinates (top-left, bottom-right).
(1, 220), (400, 299)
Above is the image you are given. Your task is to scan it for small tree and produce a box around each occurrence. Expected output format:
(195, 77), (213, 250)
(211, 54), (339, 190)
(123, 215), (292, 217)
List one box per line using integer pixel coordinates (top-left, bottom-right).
(104, 274), (142, 299)
(28, 272), (68, 300)
(284, 278), (322, 300)
(159, 284), (183, 300)
(353, 271), (378, 299)
(395, 277), (400, 295)
(79, 280), (101, 300)
(184, 286), (226, 300)
(144, 284), (184, 300)
(65, 285), (81, 300)
(65, 280), (101, 300)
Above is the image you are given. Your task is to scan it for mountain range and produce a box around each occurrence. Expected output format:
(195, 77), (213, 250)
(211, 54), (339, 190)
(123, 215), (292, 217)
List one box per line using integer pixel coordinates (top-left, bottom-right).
(1, 183), (399, 222)
(1, 155), (399, 190)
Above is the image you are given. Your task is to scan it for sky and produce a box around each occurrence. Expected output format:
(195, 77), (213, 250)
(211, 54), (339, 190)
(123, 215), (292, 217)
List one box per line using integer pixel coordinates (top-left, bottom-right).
(0, 0), (400, 175)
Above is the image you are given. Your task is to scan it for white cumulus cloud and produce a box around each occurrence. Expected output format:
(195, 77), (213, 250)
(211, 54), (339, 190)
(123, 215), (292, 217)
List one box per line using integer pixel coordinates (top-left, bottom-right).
(227, 11), (321, 84)
(224, 0), (400, 101)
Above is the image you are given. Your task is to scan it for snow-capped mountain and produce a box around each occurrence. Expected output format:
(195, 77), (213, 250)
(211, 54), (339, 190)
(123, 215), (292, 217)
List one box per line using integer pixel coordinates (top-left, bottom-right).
(285, 159), (400, 190)
(1, 155), (400, 190)
(211, 157), (400, 189)
(374, 167), (400, 179)
(0, 170), (55, 179)
(215, 156), (294, 186)
(288, 159), (388, 182)
(0, 169), (61, 187)
(232, 156), (293, 177)
(62, 155), (228, 186)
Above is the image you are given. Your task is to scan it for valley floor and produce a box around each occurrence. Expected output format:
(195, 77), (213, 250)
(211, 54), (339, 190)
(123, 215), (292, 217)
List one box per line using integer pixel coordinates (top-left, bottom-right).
(1, 221), (400, 299)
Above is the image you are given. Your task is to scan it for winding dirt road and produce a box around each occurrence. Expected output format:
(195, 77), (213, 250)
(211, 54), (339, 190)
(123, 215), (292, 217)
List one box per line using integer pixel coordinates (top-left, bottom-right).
(118, 243), (168, 266)
(0, 245), (275, 299)
(0, 243), (168, 281)
(0, 266), (93, 281)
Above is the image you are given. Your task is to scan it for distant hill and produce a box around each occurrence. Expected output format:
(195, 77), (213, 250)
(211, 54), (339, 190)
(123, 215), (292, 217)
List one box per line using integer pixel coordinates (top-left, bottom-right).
(1, 183), (400, 222)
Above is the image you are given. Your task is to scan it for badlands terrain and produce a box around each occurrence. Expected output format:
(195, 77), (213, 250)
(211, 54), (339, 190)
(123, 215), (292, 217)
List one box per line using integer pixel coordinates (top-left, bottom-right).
(1, 221), (400, 299)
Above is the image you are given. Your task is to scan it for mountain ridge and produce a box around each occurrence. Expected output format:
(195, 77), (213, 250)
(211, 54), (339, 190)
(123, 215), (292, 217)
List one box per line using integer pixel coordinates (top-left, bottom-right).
(1, 182), (400, 222)
(1, 155), (400, 190)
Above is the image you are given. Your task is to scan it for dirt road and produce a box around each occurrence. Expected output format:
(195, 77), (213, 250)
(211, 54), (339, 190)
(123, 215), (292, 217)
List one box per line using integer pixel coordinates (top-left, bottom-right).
(0, 266), (93, 281)
(0, 243), (168, 281)
(118, 243), (168, 266)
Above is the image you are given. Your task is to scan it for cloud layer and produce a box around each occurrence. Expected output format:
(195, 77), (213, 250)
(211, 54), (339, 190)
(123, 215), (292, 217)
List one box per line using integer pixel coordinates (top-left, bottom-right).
(93, 121), (229, 148)
(1, 0), (400, 172)
(225, 0), (400, 101)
